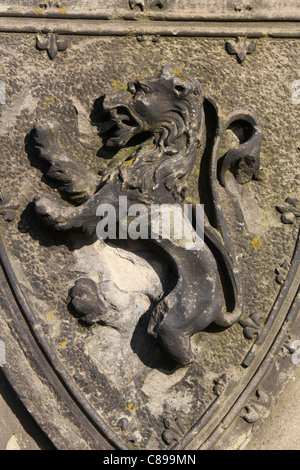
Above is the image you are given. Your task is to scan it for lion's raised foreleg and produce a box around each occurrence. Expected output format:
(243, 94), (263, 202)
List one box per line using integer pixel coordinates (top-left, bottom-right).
(30, 119), (125, 233)
(30, 120), (61, 163)
(34, 193), (89, 231)
(34, 177), (124, 234)
(30, 120), (101, 207)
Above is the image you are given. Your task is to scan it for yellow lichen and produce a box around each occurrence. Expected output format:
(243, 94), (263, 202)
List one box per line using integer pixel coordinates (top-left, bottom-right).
(171, 66), (187, 81)
(122, 158), (135, 166)
(126, 403), (136, 413)
(250, 237), (262, 250)
(46, 96), (55, 103)
(41, 96), (55, 110)
(112, 79), (127, 91)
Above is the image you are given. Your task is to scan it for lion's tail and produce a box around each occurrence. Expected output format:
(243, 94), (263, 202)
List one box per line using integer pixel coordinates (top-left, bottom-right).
(204, 100), (263, 326)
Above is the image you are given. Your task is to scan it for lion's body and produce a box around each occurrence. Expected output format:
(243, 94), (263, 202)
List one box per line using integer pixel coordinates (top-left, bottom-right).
(31, 65), (248, 365)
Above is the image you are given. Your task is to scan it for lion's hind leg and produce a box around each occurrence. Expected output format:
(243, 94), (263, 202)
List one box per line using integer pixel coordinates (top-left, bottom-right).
(148, 298), (193, 366)
(34, 192), (103, 234)
(147, 239), (224, 366)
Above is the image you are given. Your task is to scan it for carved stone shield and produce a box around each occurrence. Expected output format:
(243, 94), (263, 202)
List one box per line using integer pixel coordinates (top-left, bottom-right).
(0, 0), (299, 450)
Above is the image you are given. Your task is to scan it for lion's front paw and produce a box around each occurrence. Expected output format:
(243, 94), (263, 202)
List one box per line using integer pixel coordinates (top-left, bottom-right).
(34, 194), (71, 230)
(31, 120), (60, 162)
(69, 278), (107, 325)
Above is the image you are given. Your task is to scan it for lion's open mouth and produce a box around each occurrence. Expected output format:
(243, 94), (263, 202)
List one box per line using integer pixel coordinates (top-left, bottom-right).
(104, 98), (143, 147)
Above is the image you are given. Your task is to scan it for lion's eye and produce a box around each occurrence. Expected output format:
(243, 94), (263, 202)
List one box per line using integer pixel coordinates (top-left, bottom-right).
(128, 82), (137, 94)
(135, 83), (150, 95)
(174, 84), (186, 95)
(136, 87), (145, 95)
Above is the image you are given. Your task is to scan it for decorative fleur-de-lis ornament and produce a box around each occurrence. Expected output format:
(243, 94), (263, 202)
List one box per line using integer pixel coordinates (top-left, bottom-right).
(226, 36), (257, 63)
(129, 0), (165, 12)
(129, 0), (146, 10)
(241, 389), (269, 423)
(276, 196), (300, 225)
(239, 313), (263, 339)
(162, 416), (188, 445)
(36, 33), (68, 60)
(39, 0), (62, 9)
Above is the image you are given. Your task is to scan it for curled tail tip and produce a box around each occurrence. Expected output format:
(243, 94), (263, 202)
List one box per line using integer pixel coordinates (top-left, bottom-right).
(215, 306), (243, 328)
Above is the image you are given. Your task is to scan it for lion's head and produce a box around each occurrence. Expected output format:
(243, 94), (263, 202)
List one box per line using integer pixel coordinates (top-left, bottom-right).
(103, 65), (203, 148)
(102, 66), (206, 200)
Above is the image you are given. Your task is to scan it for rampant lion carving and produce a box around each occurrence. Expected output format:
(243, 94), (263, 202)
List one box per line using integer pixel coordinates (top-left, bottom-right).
(28, 65), (263, 365)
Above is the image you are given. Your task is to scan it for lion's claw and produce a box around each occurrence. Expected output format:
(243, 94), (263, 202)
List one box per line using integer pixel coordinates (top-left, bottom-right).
(34, 194), (72, 229)
(31, 120), (60, 162)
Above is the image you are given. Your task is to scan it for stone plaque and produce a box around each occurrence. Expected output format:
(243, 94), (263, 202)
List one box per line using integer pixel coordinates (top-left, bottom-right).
(0, 0), (299, 451)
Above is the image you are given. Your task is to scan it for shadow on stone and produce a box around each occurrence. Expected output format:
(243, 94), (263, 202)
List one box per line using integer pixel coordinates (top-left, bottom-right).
(130, 305), (178, 374)
(0, 369), (55, 450)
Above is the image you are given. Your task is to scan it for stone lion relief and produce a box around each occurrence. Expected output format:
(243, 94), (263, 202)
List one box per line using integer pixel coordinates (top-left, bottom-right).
(27, 65), (263, 366)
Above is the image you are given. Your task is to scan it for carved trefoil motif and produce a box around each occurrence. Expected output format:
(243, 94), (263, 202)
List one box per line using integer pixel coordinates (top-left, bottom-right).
(38, 1), (63, 9)
(36, 33), (68, 60)
(226, 37), (257, 63)
(241, 390), (270, 423)
(129, 0), (166, 11)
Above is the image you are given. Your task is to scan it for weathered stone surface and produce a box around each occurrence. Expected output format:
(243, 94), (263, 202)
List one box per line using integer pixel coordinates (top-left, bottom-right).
(0, 1), (299, 451)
